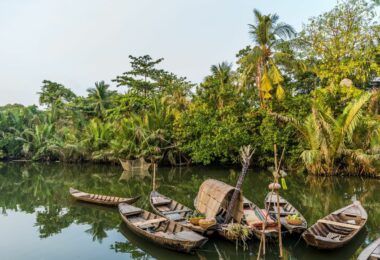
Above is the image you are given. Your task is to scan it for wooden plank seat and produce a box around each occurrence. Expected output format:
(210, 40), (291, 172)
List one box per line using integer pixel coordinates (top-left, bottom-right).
(163, 209), (192, 215)
(342, 213), (363, 220)
(156, 205), (171, 212)
(317, 219), (361, 230)
(269, 208), (293, 216)
(134, 217), (168, 228)
(266, 196), (287, 205)
(119, 204), (143, 216)
(152, 197), (171, 206)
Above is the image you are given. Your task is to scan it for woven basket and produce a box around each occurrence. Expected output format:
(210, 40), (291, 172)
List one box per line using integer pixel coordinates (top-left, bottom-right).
(189, 217), (204, 226)
(286, 218), (302, 225)
(199, 218), (216, 229)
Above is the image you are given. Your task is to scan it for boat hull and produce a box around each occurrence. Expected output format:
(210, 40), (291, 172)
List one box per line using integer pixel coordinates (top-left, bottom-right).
(264, 192), (307, 234)
(302, 201), (367, 250)
(120, 213), (207, 253)
(357, 237), (380, 260)
(149, 191), (216, 236)
(70, 188), (140, 206)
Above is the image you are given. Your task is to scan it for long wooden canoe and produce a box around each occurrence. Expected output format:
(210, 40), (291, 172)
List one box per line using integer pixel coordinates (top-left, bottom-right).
(70, 188), (140, 206)
(358, 237), (380, 260)
(302, 201), (367, 249)
(264, 192), (307, 234)
(149, 191), (216, 235)
(118, 203), (208, 253)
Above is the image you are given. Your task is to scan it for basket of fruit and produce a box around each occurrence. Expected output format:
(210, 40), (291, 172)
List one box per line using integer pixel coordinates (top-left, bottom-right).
(286, 214), (303, 225)
(188, 212), (205, 226)
(198, 218), (217, 229)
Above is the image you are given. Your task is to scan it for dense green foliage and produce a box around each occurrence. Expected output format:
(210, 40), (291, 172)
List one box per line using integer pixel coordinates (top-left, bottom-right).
(297, 0), (379, 87)
(0, 0), (379, 176)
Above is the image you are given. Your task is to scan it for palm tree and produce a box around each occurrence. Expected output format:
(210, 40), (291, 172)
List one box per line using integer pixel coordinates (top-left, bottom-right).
(240, 9), (295, 107)
(210, 62), (233, 88)
(87, 81), (116, 118)
(274, 90), (380, 176)
(202, 62), (236, 110)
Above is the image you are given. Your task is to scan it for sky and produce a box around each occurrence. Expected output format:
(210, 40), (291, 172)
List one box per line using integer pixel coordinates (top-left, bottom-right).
(0, 0), (341, 105)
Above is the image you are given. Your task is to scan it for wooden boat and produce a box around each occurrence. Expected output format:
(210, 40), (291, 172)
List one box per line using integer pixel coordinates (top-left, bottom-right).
(118, 203), (208, 253)
(149, 191), (216, 235)
(69, 188), (140, 206)
(193, 179), (278, 241)
(302, 201), (367, 249)
(242, 197), (279, 239)
(358, 237), (380, 260)
(216, 197), (278, 241)
(264, 192), (307, 234)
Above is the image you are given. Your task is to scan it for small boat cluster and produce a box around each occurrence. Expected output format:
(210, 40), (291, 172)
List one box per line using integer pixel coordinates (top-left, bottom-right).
(70, 179), (377, 258)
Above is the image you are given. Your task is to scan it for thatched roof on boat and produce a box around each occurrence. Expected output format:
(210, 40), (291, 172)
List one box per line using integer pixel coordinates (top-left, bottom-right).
(119, 157), (151, 172)
(194, 179), (244, 223)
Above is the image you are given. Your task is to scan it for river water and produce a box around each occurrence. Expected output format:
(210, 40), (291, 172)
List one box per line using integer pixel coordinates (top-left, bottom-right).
(0, 162), (379, 259)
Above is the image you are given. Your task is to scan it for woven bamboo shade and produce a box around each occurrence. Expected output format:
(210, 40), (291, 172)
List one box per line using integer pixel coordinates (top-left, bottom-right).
(194, 179), (244, 223)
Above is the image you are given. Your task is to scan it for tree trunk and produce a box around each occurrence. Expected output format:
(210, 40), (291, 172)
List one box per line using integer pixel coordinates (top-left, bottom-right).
(224, 159), (250, 224)
(256, 59), (264, 107)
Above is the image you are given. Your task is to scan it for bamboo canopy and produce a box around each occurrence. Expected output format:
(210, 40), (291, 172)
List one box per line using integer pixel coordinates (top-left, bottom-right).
(194, 179), (244, 223)
(119, 157), (151, 172)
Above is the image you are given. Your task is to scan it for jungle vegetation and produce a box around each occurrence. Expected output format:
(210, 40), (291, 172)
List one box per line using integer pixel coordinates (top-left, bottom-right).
(0, 0), (379, 176)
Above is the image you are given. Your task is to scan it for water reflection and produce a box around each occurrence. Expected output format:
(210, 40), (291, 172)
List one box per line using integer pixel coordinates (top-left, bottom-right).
(113, 223), (196, 260)
(0, 162), (379, 259)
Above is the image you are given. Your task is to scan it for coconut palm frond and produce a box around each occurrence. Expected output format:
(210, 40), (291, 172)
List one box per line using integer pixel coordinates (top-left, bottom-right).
(338, 92), (372, 143)
(271, 112), (310, 141)
(273, 89), (378, 176)
(273, 22), (296, 40)
(343, 149), (377, 174)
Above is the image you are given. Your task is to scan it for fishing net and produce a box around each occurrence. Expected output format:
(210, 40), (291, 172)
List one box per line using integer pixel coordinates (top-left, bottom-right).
(119, 157), (151, 172)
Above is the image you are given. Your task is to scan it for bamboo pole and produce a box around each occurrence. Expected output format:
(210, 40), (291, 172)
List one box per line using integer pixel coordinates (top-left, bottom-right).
(257, 145), (286, 259)
(152, 162), (156, 191)
(274, 145), (283, 258)
(257, 182), (277, 259)
(276, 182), (283, 257)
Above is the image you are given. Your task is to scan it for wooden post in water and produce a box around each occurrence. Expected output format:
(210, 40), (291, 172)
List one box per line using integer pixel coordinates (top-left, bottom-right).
(152, 162), (157, 191)
(258, 145), (284, 259)
(275, 180), (283, 257)
(274, 144), (283, 258)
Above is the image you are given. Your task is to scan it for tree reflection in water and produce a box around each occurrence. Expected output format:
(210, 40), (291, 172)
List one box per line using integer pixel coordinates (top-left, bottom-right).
(0, 162), (379, 259)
